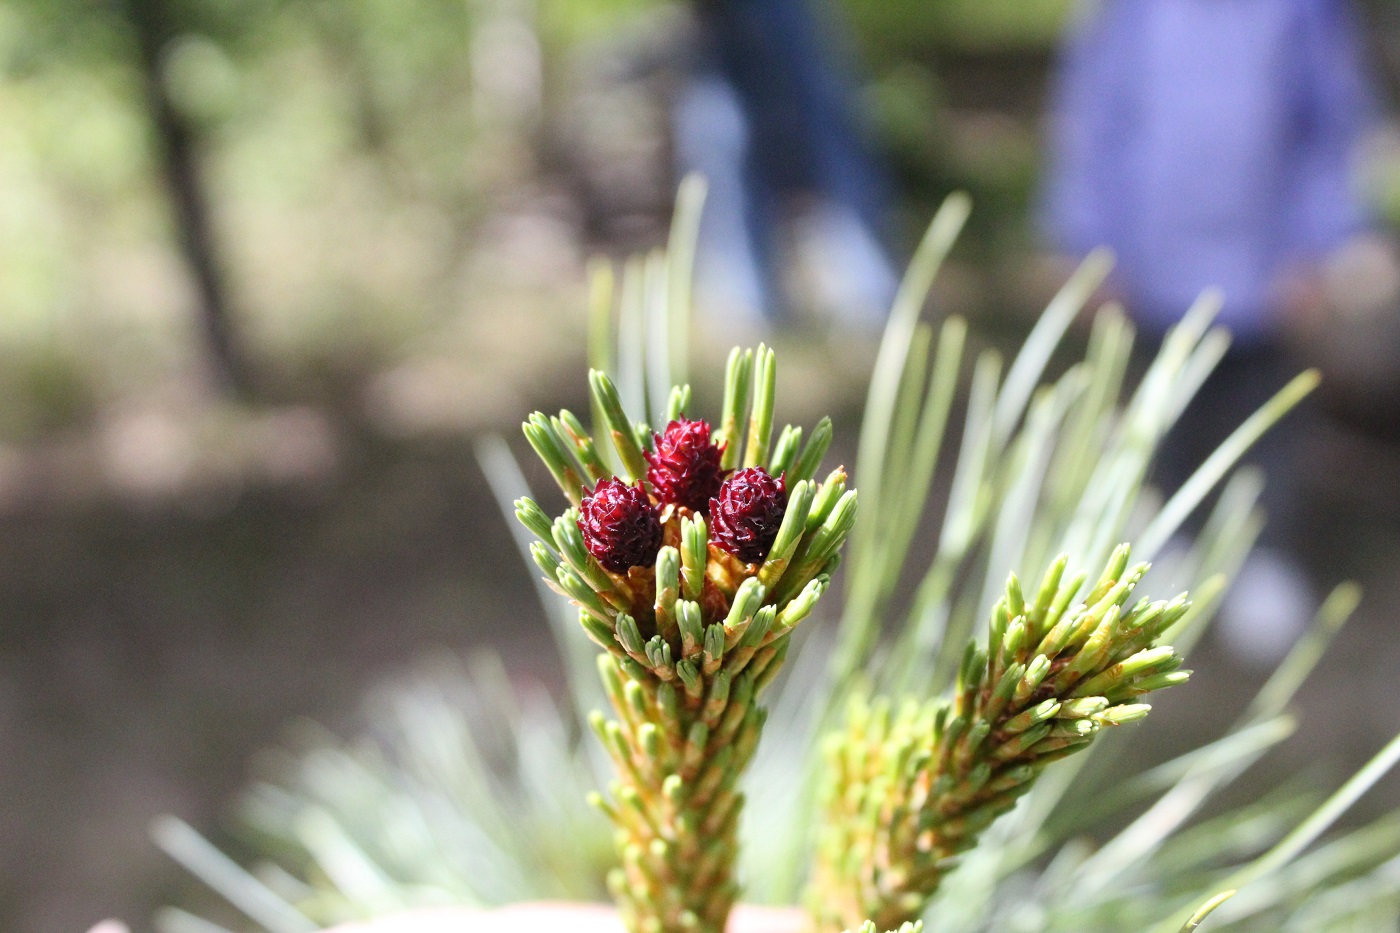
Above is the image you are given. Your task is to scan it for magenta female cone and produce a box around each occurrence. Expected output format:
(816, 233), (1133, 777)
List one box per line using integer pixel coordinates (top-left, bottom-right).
(709, 467), (787, 564)
(646, 418), (727, 513)
(578, 478), (663, 573)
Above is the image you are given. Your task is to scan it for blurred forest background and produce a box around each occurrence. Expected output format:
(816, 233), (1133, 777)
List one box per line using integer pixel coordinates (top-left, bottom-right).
(6, 1), (1400, 931)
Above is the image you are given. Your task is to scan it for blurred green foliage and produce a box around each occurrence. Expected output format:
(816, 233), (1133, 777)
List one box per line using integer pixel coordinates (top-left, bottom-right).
(0, 0), (1071, 405)
(33, 0), (1400, 434)
(840, 0), (1070, 257)
(846, 0), (1072, 54)
(0, 0), (512, 415)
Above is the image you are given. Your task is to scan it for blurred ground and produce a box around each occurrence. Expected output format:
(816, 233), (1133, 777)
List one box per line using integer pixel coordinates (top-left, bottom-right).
(4, 2), (1400, 932)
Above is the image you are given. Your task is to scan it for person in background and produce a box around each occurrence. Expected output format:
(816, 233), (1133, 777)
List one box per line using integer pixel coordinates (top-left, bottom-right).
(1042, 0), (1389, 664)
(673, 0), (898, 331)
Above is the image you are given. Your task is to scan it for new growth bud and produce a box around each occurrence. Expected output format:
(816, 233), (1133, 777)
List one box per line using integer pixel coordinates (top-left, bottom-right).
(810, 547), (1192, 933)
(520, 343), (852, 933)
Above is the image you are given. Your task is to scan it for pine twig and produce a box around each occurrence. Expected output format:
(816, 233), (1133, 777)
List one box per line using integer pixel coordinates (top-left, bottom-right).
(809, 545), (1192, 932)
(520, 348), (856, 933)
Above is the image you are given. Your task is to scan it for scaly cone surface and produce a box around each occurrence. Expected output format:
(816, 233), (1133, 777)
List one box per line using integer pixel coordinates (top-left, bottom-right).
(518, 346), (856, 933)
(809, 545), (1193, 933)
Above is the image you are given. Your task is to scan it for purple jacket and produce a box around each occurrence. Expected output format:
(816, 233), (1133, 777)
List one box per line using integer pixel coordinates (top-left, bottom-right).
(1043, 0), (1377, 342)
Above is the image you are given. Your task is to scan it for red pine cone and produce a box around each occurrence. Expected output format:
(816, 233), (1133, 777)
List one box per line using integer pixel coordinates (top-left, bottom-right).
(709, 467), (787, 564)
(578, 478), (663, 573)
(646, 418), (727, 512)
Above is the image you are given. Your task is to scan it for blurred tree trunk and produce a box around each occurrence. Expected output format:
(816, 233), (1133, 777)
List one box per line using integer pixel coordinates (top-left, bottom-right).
(122, 0), (254, 399)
